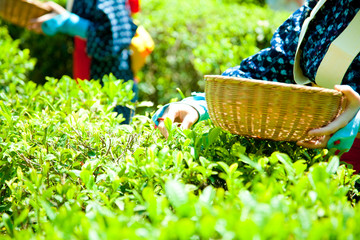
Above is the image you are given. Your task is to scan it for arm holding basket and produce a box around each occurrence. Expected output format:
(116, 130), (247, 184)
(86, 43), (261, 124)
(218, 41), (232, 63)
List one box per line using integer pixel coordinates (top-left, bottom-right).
(26, 0), (138, 123)
(153, 0), (360, 154)
(27, 1), (89, 38)
(153, 79), (360, 152)
(297, 85), (360, 151)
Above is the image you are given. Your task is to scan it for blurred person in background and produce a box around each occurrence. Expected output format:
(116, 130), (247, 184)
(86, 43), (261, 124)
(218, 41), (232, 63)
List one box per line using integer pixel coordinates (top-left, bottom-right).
(28, 0), (140, 124)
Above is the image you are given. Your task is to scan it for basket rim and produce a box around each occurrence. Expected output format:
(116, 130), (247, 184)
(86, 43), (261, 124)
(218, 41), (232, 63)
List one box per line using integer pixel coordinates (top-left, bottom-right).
(0, 0), (52, 14)
(0, 0), (52, 27)
(23, 0), (52, 11)
(204, 74), (346, 141)
(204, 75), (343, 96)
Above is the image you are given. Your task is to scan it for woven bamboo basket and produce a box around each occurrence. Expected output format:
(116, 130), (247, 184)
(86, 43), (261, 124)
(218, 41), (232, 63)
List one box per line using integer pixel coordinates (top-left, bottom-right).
(205, 75), (347, 142)
(0, 0), (51, 28)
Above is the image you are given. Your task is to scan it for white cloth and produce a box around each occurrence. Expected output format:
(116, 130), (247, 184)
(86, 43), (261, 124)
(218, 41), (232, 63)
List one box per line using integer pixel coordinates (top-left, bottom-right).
(66, 0), (74, 11)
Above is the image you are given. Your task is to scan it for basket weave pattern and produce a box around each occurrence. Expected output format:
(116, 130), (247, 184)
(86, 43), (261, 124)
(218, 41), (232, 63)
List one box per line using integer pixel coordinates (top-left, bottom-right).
(205, 75), (347, 142)
(0, 0), (50, 27)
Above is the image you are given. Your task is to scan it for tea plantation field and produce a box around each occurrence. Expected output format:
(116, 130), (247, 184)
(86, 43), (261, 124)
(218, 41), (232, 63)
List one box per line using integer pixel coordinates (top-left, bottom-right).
(1, 56), (360, 239)
(1, 1), (360, 238)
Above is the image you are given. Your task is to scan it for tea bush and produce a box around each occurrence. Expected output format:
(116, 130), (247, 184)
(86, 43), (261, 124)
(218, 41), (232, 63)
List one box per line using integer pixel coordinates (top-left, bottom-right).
(2, 2), (360, 239)
(0, 72), (360, 239)
(1, 0), (289, 110)
(136, 0), (289, 108)
(7, 26), (73, 84)
(0, 27), (35, 87)
(2, 0), (72, 84)
(221, 0), (266, 6)
(0, 31), (360, 238)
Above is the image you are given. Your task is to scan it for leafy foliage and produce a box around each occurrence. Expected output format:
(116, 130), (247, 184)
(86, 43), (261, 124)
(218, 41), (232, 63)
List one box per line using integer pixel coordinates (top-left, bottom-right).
(0, 72), (359, 238)
(1, 0), (72, 84)
(1, 2), (360, 239)
(1, 0), (289, 111)
(0, 27), (35, 87)
(136, 0), (289, 108)
(221, 0), (266, 6)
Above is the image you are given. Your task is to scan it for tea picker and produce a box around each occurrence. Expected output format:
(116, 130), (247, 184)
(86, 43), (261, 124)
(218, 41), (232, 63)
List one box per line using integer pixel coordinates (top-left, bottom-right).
(0, 0), (154, 124)
(153, 0), (360, 172)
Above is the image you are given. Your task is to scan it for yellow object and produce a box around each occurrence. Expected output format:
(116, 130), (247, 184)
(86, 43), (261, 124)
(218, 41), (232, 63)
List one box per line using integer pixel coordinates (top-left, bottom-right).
(130, 25), (155, 77)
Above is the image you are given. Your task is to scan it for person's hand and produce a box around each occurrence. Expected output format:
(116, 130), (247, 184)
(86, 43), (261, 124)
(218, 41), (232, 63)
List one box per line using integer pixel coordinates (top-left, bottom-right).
(297, 85), (360, 149)
(27, 1), (67, 33)
(154, 103), (199, 139)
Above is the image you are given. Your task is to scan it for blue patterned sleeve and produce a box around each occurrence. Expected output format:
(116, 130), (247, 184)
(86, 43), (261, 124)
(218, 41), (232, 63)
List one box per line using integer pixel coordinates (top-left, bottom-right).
(86, 0), (137, 60)
(222, 0), (314, 82)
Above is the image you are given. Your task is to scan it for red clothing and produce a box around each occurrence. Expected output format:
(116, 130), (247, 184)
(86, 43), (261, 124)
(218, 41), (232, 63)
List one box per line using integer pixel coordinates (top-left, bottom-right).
(127, 0), (140, 14)
(73, 36), (91, 81)
(340, 138), (360, 174)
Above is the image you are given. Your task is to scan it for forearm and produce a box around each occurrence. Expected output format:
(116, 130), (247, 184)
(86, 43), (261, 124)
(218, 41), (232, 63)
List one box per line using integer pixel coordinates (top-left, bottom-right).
(42, 12), (90, 38)
(327, 109), (360, 151)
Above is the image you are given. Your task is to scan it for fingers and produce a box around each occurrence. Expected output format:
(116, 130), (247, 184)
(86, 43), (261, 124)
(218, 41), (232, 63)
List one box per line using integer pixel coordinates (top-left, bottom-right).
(297, 135), (331, 149)
(157, 120), (169, 139)
(27, 21), (43, 33)
(27, 12), (58, 33)
(156, 108), (173, 139)
(156, 105), (178, 139)
(309, 107), (358, 136)
(26, 1), (67, 33)
(308, 85), (360, 137)
(180, 114), (197, 130)
(154, 103), (199, 138)
(335, 85), (360, 106)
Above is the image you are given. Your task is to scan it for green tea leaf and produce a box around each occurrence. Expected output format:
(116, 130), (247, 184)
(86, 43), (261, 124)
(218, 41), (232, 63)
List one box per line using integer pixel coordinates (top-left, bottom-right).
(165, 180), (188, 208)
(326, 156), (339, 174)
(2, 213), (13, 237)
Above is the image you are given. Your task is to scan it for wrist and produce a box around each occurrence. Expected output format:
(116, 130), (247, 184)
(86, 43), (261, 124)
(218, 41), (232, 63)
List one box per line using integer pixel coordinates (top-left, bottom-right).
(42, 12), (71, 36)
(327, 110), (360, 151)
(42, 12), (90, 38)
(62, 12), (90, 38)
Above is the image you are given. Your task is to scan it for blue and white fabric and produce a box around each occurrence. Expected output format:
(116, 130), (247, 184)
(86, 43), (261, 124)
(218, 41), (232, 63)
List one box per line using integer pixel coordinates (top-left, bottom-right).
(72, 0), (138, 81)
